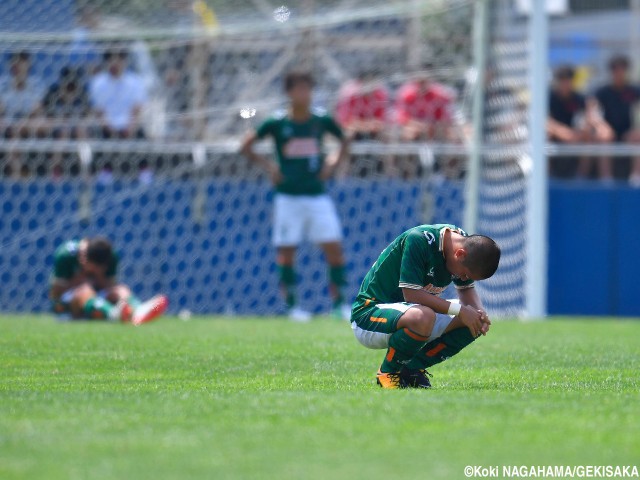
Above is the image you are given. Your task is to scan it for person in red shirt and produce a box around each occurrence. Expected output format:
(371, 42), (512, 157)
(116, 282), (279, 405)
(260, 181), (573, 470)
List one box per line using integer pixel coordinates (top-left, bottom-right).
(335, 72), (389, 140)
(335, 72), (391, 175)
(395, 69), (457, 142)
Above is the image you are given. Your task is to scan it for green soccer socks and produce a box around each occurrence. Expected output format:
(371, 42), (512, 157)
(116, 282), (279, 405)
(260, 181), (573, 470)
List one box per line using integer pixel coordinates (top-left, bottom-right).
(329, 264), (347, 307)
(380, 328), (430, 373)
(405, 327), (477, 370)
(278, 264), (297, 308)
(82, 297), (115, 320)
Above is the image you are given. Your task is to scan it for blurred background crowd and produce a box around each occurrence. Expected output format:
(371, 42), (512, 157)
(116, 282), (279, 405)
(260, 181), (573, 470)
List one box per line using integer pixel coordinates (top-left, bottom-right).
(1, 0), (640, 184)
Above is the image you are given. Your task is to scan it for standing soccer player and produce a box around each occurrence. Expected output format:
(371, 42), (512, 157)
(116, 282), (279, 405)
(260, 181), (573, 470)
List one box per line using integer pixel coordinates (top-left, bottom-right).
(350, 224), (500, 388)
(49, 237), (168, 325)
(240, 71), (351, 322)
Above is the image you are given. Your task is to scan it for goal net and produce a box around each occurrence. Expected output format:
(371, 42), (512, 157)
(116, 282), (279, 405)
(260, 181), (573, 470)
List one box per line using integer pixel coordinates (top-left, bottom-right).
(0, 0), (531, 317)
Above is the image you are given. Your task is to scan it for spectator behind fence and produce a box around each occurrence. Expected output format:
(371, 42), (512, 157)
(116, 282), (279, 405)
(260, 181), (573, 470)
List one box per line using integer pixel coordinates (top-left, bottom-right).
(335, 71), (389, 140)
(547, 65), (613, 179)
(395, 67), (456, 142)
(90, 48), (147, 139)
(35, 66), (91, 140)
(0, 51), (45, 139)
(394, 67), (462, 179)
(594, 54), (640, 186)
(335, 71), (390, 176)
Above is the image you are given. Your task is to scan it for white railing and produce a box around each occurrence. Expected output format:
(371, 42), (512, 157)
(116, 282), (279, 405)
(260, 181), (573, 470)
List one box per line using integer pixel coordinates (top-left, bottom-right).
(1, 139), (639, 160)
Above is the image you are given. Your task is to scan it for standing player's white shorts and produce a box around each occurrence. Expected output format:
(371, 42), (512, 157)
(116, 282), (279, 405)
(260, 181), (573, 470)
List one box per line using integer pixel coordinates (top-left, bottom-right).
(273, 193), (343, 246)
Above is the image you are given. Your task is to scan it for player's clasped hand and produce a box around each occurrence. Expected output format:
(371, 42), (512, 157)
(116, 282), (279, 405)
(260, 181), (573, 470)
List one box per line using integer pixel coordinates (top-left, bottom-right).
(479, 309), (491, 335)
(459, 305), (484, 337)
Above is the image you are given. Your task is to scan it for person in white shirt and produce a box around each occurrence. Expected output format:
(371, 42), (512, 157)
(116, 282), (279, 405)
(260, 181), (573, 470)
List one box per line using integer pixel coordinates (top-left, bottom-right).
(89, 48), (147, 138)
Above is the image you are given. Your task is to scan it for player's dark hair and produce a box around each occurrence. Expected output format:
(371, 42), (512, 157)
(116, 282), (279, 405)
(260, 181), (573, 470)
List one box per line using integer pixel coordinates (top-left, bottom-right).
(608, 54), (629, 71)
(462, 235), (500, 280)
(86, 237), (113, 267)
(284, 70), (314, 92)
(554, 65), (575, 80)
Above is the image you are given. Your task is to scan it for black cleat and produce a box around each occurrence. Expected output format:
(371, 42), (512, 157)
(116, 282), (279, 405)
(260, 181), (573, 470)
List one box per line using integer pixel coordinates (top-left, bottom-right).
(401, 368), (433, 389)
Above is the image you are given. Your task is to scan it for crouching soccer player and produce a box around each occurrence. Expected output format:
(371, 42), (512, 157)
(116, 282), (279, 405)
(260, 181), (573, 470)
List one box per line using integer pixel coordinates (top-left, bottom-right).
(49, 237), (168, 325)
(350, 224), (500, 388)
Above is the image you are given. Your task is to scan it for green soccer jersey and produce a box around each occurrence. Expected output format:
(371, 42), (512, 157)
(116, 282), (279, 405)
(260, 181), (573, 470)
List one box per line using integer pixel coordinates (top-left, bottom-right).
(353, 224), (475, 312)
(255, 109), (344, 195)
(51, 239), (118, 283)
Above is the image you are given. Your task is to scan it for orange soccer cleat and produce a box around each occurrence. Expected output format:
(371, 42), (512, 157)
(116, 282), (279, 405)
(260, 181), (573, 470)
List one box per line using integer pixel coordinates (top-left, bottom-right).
(376, 370), (408, 389)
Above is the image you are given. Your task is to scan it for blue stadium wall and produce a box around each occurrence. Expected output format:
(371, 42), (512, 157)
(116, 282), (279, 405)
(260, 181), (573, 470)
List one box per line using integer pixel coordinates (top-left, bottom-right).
(547, 182), (640, 317)
(2, 178), (637, 317)
(0, 178), (464, 316)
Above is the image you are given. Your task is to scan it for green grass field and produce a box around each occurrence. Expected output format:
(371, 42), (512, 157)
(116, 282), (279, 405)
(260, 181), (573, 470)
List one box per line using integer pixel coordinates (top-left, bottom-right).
(1, 315), (639, 480)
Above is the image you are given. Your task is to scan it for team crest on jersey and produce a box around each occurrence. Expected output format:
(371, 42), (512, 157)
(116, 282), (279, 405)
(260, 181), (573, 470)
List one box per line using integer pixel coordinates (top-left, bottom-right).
(283, 138), (320, 158)
(427, 267), (435, 277)
(422, 283), (446, 295)
(423, 231), (436, 245)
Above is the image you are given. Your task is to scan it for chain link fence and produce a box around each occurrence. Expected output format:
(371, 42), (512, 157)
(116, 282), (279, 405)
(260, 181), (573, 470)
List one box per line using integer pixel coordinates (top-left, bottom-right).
(1, 0), (637, 315)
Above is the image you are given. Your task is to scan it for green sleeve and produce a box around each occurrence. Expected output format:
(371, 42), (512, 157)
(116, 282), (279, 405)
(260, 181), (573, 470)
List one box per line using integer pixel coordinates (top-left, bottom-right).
(255, 117), (276, 139)
(398, 232), (430, 290)
(52, 249), (75, 280)
(323, 115), (344, 139)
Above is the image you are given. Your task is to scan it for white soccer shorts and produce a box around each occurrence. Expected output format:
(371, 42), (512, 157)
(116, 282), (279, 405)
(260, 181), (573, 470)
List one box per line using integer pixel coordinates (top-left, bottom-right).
(351, 302), (456, 350)
(272, 193), (343, 247)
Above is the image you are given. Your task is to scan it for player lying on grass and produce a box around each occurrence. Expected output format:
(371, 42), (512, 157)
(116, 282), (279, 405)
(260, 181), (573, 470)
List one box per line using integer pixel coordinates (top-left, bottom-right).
(240, 70), (351, 322)
(350, 224), (500, 388)
(49, 237), (168, 325)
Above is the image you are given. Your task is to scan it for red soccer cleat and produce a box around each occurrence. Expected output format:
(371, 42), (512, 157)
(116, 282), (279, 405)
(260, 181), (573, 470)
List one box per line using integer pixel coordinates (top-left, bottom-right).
(110, 300), (133, 323)
(132, 294), (169, 326)
(120, 302), (134, 323)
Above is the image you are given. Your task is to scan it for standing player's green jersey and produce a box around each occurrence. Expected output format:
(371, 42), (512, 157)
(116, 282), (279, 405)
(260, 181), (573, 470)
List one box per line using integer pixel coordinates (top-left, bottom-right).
(255, 109), (344, 195)
(353, 224), (474, 312)
(51, 240), (118, 283)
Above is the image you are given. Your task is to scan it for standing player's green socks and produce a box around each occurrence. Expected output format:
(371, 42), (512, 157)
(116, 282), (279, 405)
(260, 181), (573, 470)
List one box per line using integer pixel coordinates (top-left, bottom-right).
(380, 328), (430, 373)
(405, 327), (477, 370)
(82, 297), (115, 320)
(329, 264), (347, 307)
(278, 264), (297, 308)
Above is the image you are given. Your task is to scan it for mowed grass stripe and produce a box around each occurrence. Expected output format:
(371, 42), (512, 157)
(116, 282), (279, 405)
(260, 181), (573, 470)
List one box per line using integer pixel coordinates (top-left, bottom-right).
(1, 316), (638, 480)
